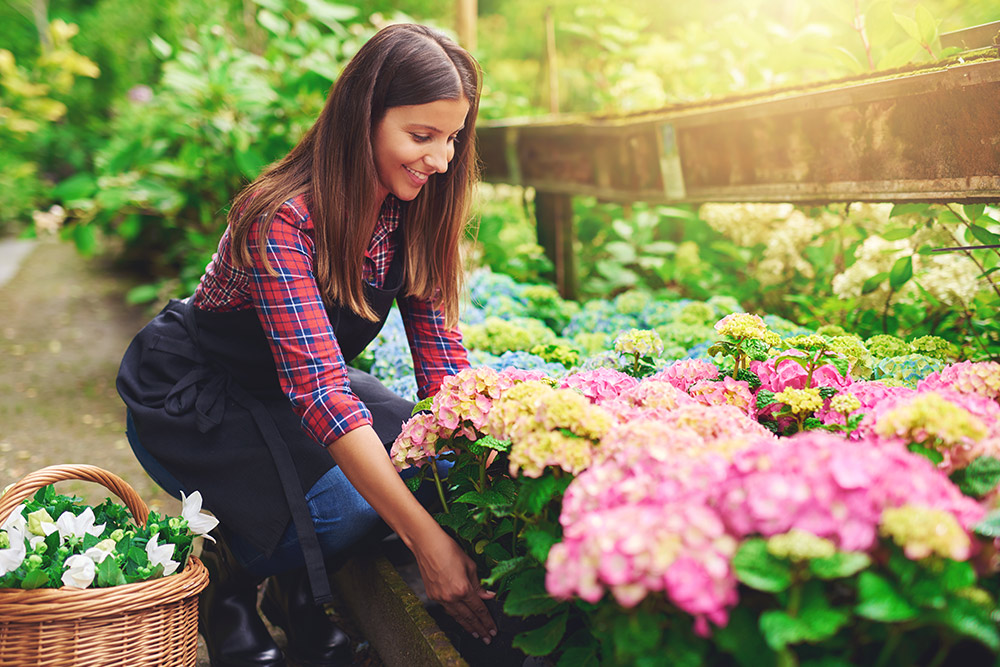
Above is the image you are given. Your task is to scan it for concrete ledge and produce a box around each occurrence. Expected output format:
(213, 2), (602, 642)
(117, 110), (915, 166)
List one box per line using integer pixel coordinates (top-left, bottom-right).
(331, 549), (468, 667)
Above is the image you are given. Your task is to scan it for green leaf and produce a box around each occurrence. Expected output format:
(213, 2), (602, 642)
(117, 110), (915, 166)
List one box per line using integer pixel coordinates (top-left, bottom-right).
(256, 9), (290, 36)
(861, 272), (888, 295)
(881, 227), (915, 241)
(149, 33), (173, 59)
(125, 284), (161, 305)
(524, 527), (561, 563)
(952, 456), (1000, 497)
(504, 569), (563, 616)
(930, 596), (1000, 650)
(52, 173), (97, 202)
(963, 204), (986, 222)
(969, 225), (1000, 246)
(557, 646), (600, 667)
(70, 223), (97, 256)
(973, 509), (1000, 538)
(482, 556), (529, 588)
(20, 569), (50, 589)
(915, 4), (939, 45)
(515, 474), (569, 515)
(888, 256), (913, 290)
(96, 557), (127, 588)
(234, 146), (267, 180)
(477, 434), (511, 453)
(714, 605), (779, 667)
(907, 442), (944, 465)
(512, 611), (567, 657)
(410, 397), (433, 415)
(889, 203), (930, 218)
(854, 572), (919, 622)
(759, 583), (850, 651)
(732, 538), (792, 593)
(809, 551), (871, 579)
(403, 474), (423, 493)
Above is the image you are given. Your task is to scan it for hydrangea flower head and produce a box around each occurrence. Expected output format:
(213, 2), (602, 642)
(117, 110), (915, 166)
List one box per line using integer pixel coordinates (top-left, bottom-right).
(918, 361), (1000, 403)
(714, 313), (780, 345)
(431, 367), (514, 438)
(774, 387), (824, 415)
(560, 368), (638, 405)
(766, 529), (837, 562)
(880, 505), (971, 560)
(614, 329), (664, 358)
(652, 358), (720, 392)
(689, 377), (755, 416)
(390, 412), (442, 471)
(874, 354), (946, 388)
(866, 334), (911, 360)
(871, 391), (988, 450)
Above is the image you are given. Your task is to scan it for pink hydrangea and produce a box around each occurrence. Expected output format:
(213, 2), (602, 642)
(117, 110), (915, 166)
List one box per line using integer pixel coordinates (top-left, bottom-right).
(816, 381), (915, 434)
(651, 359), (720, 392)
(751, 350), (854, 394)
(918, 361), (1000, 403)
(389, 412), (441, 471)
(499, 367), (553, 383)
(560, 368), (638, 405)
(432, 367), (515, 439)
(689, 376), (754, 417)
(653, 402), (775, 443)
(716, 431), (985, 551)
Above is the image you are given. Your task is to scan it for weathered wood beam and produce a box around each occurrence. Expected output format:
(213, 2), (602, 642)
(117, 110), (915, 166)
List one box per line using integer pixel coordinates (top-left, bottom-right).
(478, 57), (1000, 205)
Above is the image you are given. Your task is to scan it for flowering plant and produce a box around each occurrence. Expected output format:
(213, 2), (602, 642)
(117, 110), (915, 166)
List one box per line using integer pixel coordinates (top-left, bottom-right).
(0, 485), (217, 589)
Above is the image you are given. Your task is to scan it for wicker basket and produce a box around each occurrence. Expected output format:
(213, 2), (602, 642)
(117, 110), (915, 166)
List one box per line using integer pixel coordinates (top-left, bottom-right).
(0, 465), (210, 666)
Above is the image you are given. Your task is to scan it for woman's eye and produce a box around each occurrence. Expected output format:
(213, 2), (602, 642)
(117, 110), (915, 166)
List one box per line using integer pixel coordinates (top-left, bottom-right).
(411, 134), (431, 143)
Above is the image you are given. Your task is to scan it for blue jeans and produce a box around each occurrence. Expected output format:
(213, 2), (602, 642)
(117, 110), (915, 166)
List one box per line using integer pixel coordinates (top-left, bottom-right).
(126, 410), (446, 578)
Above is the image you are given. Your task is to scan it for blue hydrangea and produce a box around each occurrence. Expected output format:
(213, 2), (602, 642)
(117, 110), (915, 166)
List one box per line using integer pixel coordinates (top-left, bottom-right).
(564, 300), (639, 337)
(764, 314), (813, 338)
(873, 354), (946, 388)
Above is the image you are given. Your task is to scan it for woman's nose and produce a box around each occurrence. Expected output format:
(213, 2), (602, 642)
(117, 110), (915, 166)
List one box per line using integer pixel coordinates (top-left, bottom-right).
(424, 141), (450, 174)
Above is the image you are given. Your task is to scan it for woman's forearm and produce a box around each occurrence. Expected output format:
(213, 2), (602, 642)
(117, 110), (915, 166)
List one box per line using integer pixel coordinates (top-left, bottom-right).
(325, 424), (442, 549)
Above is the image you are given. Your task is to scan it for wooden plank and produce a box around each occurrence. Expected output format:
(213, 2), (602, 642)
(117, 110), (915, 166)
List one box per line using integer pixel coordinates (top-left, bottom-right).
(941, 21), (1000, 51)
(477, 58), (1000, 205)
(535, 192), (577, 299)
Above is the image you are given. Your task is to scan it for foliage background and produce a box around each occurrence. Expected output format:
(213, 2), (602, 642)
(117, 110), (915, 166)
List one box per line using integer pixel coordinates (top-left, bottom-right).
(1, 0), (998, 356)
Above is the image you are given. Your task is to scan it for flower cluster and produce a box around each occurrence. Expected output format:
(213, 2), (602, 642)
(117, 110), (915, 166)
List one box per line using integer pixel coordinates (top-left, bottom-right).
(714, 313), (780, 345)
(0, 487), (216, 589)
(613, 329), (664, 358)
(559, 368), (638, 405)
(918, 361), (1000, 403)
(652, 358), (720, 392)
(548, 429), (985, 635)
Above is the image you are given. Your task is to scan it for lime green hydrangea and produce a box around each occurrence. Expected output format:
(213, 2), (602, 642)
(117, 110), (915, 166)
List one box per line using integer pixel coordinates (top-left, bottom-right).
(783, 334), (830, 351)
(880, 505), (971, 561)
(714, 313), (781, 346)
(873, 391), (987, 449)
(826, 335), (873, 380)
(774, 387), (824, 415)
(614, 329), (664, 358)
(816, 324), (848, 337)
(655, 322), (715, 349)
(461, 316), (555, 355)
(614, 291), (649, 316)
(829, 392), (862, 415)
(529, 343), (580, 369)
(866, 334), (911, 360)
(572, 332), (613, 358)
(909, 335), (955, 362)
(678, 302), (715, 325)
(766, 529), (837, 562)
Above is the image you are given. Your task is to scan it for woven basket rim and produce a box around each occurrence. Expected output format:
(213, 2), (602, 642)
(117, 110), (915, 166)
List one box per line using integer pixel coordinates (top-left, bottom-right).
(0, 554), (209, 622)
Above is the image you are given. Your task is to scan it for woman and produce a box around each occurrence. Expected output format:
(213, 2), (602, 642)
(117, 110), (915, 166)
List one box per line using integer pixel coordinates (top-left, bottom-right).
(117, 23), (496, 667)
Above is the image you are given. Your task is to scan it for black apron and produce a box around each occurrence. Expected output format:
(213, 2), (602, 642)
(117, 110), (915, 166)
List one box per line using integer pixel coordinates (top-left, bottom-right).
(116, 227), (414, 604)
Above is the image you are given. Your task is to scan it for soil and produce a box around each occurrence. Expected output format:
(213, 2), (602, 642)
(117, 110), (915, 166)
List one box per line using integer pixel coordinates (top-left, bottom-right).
(0, 237), (381, 666)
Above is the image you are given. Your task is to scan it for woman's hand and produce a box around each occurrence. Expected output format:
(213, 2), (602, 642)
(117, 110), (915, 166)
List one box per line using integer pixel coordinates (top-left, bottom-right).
(326, 425), (496, 642)
(412, 526), (497, 642)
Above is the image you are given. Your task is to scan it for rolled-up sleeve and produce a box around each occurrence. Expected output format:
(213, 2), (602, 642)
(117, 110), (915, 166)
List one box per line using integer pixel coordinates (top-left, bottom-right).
(245, 204), (373, 445)
(397, 294), (470, 399)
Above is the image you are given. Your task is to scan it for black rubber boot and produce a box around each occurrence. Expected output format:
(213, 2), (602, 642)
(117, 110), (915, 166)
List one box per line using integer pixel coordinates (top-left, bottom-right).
(260, 567), (351, 667)
(199, 534), (286, 667)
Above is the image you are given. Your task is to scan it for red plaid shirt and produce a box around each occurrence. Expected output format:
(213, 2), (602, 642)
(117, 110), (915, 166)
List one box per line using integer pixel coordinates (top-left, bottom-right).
(192, 194), (469, 446)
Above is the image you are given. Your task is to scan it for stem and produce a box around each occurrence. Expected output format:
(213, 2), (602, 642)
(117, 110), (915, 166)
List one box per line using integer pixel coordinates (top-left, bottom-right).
(926, 634), (953, 667)
(431, 463), (449, 514)
(511, 515), (518, 557)
(881, 288), (895, 333)
(874, 626), (903, 667)
(478, 456), (487, 494)
(787, 581), (803, 617)
(852, 0), (875, 70)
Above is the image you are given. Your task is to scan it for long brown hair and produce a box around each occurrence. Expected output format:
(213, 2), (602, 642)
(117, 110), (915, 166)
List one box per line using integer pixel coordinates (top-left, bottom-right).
(229, 24), (482, 326)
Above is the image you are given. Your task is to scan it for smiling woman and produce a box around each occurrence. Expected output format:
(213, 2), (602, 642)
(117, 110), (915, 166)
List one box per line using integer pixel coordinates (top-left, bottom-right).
(115, 23), (494, 667)
(374, 98), (470, 202)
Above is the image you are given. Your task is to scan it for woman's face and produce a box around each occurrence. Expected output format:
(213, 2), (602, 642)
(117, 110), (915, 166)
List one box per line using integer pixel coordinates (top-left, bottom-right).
(373, 97), (470, 202)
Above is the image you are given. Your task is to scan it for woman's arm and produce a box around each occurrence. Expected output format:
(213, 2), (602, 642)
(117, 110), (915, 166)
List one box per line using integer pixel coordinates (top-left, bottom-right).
(328, 425), (497, 642)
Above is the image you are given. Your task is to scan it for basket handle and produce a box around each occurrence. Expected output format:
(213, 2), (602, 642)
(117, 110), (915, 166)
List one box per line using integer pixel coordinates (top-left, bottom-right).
(0, 465), (150, 527)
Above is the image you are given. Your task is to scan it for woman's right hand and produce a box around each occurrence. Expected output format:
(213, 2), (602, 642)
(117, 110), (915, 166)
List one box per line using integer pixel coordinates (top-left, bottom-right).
(412, 525), (497, 642)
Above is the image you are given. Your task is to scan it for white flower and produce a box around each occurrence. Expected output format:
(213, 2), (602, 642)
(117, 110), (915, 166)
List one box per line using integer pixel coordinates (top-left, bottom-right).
(61, 554), (96, 588)
(83, 538), (118, 564)
(1, 504), (27, 535)
(145, 535), (179, 576)
(180, 491), (219, 540)
(0, 526), (27, 576)
(55, 507), (105, 543)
